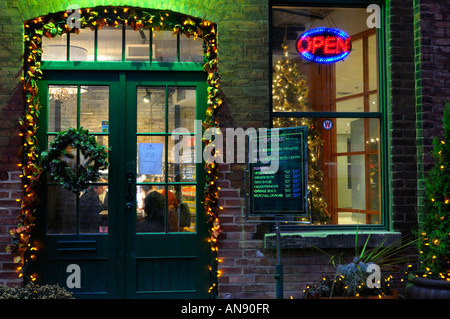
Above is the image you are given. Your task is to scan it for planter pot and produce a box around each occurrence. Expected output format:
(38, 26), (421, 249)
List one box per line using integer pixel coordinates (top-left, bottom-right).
(406, 273), (450, 299)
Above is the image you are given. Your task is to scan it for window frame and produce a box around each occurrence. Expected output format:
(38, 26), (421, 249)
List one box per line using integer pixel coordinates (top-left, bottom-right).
(269, 0), (390, 231)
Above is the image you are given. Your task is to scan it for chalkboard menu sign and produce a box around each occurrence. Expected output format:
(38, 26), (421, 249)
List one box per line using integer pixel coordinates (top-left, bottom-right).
(248, 126), (308, 217)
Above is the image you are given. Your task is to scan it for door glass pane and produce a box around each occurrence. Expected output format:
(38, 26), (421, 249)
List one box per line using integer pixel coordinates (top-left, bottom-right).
(137, 136), (166, 182)
(169, 136), (196, 183)
(136, 184), (166, 233)
(42, 33), (67, 61)
(80, 86), (109, 133)
(79, 180), (109, 233)
(125, 26), (150, 61)
(177, 185), (196, 232)
(168, 86), (196, 133)
(97, 26), (123, 61)
(153, 30), (177, 62)
(180, 35), (204, 62)
(70, 28), (95, 61)
(47, 186), (77, 234)
(48, 85), (77, 131)
(136, 185), (196, 233)
(137, 86), (166, 133)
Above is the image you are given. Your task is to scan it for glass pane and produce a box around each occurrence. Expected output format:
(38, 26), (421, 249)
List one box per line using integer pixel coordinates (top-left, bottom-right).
(168, 87), (196, 133)
(168, 136), (196, 183)
(137, 86), (166, 133)
(48, 85), (77, 131)
(336, 97), (364, 112)
(177, 185), (196, 232)
(79, 181), (109, 233)
(80, 86), (109, 133)
(47, 186), (76, 234)
(97, 26), (123, 61)
(136, 184), (166, 233)
(42, 33), (67, 61)
(70, 28), (94, 61)
(137, 136), (166, 182)
(367, 118), (380, 151)
(136, 184), (196, 233)
(90, 136), (109, 180)
(180, 35), (204, 62)
(125, 26), (150, 61)
(336, 118), (365, 152)
(335, 39), (363, 98)
(153, 30), (177, 62)
(369, 93), (378, 112)
(368, 34), (378, 92)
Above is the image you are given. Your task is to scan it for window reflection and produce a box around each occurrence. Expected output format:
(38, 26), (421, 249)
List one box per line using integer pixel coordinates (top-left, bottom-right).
(168, 87), (196, 133)
(97, 26), (123, 61)
(70, 28), (94, 61)
(153, 30), (177, 62)
(125, 26), (150, 61)
(48, 85), (78, 131)
(42, 34), (67, 61)
(80, 86), (109, 133)
(180, 35), (204, 62)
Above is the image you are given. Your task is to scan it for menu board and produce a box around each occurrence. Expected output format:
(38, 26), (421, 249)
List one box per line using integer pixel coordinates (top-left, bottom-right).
(248, 126), (308, 217)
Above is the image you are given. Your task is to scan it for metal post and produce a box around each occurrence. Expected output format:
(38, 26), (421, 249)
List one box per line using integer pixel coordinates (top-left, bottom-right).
(274, 222), (283, 299)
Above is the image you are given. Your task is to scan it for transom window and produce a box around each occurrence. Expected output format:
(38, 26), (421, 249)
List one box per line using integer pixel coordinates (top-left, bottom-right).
(41, 25), (204, 62)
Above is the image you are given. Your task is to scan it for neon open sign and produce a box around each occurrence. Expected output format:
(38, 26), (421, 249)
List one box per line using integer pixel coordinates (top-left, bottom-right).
(296, 27), (352, 64)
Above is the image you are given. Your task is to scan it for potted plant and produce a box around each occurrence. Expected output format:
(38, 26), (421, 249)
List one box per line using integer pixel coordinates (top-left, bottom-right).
(304, 230), (416, 299)
(406, 103), (450, 299)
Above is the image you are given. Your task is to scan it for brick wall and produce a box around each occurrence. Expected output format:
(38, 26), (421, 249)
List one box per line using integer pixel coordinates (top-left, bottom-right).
(387, 0), (418, 235)
(0, 171), (22, 286)
(0, 0), (25, 287)
(414, 0), (450, 226)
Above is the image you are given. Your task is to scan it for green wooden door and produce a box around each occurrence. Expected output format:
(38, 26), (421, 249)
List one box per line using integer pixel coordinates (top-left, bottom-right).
(35, 70), (209, 298)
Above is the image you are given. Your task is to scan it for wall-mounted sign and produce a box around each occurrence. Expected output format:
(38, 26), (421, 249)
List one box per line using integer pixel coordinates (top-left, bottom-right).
(296, 27), (352, 64)
(247, 126), (309, 219)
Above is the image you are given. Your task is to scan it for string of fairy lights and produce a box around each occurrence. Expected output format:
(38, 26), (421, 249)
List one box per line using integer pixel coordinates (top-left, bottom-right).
(7, 6), (223, 297)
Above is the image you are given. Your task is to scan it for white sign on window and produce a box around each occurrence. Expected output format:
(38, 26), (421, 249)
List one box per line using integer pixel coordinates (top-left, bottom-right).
(138, 143), (163, 175)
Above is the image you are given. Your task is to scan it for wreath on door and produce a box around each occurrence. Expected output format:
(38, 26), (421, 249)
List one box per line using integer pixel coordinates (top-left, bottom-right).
(40, 127), (110, 193)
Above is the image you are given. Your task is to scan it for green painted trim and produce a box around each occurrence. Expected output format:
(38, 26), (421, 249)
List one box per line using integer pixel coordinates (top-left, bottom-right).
(41, 61), (204, 71)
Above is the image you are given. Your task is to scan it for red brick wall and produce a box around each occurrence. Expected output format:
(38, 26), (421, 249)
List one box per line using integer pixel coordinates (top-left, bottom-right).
(0, 172), (22, 286)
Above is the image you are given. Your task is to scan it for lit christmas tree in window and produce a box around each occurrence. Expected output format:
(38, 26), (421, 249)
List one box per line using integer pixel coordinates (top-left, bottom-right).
(272, 41), (330, 224)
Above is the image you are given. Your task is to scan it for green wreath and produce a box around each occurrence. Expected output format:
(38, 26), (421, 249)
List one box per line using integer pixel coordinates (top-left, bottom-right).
(40, 127), (110, 193)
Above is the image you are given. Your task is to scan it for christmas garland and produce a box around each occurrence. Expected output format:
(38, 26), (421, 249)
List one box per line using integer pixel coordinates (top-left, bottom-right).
(9, 6), (223, 297)
(40, 127), (109, 193)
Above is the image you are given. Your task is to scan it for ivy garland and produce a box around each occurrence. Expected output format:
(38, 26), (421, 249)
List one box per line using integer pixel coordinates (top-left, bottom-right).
(40, 127), (110, 193)
(10, 6), (223, 297)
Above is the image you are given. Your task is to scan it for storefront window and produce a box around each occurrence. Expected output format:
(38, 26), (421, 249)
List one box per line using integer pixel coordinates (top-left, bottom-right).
(271, 6), (383, 225)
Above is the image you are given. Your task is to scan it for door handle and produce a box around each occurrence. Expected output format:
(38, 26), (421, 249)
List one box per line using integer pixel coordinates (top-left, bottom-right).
(126, 171), (134, 210)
